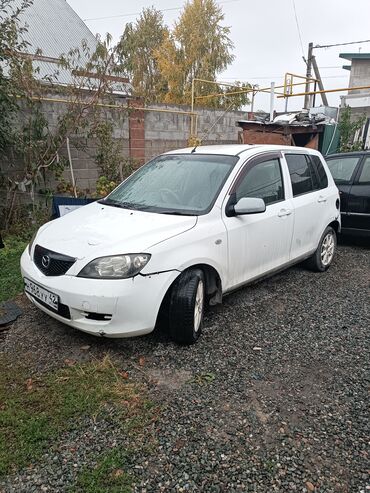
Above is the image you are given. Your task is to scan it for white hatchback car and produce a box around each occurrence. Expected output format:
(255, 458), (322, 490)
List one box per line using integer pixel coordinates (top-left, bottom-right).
(21, 145), (340, 344)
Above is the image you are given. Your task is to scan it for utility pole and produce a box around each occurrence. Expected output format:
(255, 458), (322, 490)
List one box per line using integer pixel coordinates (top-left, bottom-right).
(304, 42), (314, 109)
(270, 82), (275, 121)
(285, 74), (292, 113)
(311, 55), (329, 106)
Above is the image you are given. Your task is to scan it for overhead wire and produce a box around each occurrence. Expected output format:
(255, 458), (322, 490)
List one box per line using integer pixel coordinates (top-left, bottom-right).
(83, 0), (242, 22)
(217, 75), (347, 81)
(291, 0), (305, 58)
(315, 39), (370, 49)
(83, 6), (181, 22)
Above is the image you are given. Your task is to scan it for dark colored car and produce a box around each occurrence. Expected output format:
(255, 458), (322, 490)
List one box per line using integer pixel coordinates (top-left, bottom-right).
(326, 151), (370, 236)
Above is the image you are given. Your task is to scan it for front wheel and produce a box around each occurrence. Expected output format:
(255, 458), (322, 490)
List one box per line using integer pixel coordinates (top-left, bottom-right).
(168, 269), (205, 345)
(306, 226), (337, 272)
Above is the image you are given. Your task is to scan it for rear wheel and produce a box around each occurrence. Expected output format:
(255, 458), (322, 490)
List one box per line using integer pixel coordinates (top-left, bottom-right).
(306, 226), (337, 272)
(168, 268), (205, 345)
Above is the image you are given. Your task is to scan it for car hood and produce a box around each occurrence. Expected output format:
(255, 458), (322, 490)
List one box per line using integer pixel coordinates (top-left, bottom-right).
(35, 202), (197, 259)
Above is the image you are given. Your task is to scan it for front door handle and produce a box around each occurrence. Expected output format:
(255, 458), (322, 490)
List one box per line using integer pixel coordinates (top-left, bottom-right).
(278, 208), (292, 217)
(318, 196), (327, 203)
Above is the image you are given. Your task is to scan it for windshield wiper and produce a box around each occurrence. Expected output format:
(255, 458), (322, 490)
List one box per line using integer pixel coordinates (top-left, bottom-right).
(158, 210), (198, 216)
(99, 199), (197, 215)
(99, 198), (123, 207)
(98, 198), (144, 210)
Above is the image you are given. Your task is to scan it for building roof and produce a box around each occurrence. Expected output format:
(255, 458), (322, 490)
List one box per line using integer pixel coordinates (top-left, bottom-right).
(340, 53), (370, 71)
(339, 53), (370, 61)
(3, 0), (131, 95)
(15, 0), (97, 59)
(237, 109), (334, 129)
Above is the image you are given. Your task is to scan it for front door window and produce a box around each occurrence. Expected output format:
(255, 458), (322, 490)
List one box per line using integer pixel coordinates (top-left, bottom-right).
(235, 158), (284, 205)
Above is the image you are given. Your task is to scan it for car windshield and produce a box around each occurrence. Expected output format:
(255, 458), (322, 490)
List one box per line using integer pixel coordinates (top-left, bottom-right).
(101, 154), (239, 215)
(326, 156), (360, 184)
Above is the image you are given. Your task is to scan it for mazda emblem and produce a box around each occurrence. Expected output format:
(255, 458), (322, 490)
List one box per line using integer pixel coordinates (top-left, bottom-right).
(41, 255), (51, 268)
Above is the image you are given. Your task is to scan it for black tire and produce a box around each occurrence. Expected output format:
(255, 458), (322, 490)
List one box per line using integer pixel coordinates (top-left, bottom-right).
(306, 226), (337, 272)
(168, 268), (205, 345)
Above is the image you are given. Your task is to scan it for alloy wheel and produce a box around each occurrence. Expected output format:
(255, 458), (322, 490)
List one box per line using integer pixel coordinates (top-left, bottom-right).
(193, 280), (204, 332)
(321, 232), (335, 266)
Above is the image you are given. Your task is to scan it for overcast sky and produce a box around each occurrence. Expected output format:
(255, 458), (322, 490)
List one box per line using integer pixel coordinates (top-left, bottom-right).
(67, 0), (370, 112)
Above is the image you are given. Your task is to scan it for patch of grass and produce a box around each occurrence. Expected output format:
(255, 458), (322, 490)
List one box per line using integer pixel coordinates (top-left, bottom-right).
(188, 372), (216, 386)
(70, 449), (133, 493)
(0, 355), (153, 479)
(0, 235), (28, 303)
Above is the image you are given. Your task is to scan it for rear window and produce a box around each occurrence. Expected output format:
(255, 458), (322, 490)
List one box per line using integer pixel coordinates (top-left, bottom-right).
(358, 157), (370, 183)
(311, 155), (328, 189)
(285, 154), (319, 196)
(326, 156), (360, 184)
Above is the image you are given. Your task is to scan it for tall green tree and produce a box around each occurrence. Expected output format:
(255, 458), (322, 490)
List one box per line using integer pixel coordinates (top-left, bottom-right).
(339, 106), (366, 152)
(117, 7), (168, 103)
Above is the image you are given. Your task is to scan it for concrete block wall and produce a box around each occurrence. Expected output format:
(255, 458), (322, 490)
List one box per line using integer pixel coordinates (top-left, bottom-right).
(58, 103), (130, 192)
(197, 107), (246, 141)
(349, 60), (370, 94)
(144, 104), (246, 161)
(351, 109), (370, 122)
(53, 137), (131, 193)
(1, 96), (131, 196)
(1, 98), (247, 201)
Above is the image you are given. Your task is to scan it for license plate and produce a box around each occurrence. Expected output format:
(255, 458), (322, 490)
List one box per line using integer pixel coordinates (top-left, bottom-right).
(24, 278), (59, 311)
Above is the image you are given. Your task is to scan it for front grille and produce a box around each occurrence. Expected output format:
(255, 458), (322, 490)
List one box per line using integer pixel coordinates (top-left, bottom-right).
(34, 245), (76, 276)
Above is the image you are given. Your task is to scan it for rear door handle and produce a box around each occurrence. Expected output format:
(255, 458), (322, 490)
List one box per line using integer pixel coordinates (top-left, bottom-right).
(278, 208), (292, 217)
(318, 196), (327, 203)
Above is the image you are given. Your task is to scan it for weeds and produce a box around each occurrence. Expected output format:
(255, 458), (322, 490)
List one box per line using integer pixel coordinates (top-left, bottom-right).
(188, 372), (216, 386)
(0, 235), (28, 302)
(70, 449), (133, 493)
(0, 355), (153, 477)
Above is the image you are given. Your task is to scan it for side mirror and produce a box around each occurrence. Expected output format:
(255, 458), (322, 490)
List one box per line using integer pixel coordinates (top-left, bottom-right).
(234, 197), (266, 215)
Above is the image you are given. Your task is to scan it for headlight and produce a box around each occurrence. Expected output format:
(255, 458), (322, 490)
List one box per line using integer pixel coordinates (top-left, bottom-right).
(77, 254), (151, 279)
(28, 230), (38, 256)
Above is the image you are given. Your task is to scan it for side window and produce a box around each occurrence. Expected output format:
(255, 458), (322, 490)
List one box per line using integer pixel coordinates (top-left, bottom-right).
(311, 155), (328, 189)
(358, 157), (370, 183)
(326, 156), (360, 184)
(285, 154), (318, 196)
(236, 158), (284, 205)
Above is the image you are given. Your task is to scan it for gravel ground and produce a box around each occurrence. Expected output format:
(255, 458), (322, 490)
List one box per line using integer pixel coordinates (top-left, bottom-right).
(0, 240), (369, 492)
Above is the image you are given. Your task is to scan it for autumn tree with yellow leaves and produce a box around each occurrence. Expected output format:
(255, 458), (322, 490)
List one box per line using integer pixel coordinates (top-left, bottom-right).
(118, 0), (250, 109)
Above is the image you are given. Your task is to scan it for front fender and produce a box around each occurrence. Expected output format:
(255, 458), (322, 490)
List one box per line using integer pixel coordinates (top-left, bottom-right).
(142, 216), (228, 288)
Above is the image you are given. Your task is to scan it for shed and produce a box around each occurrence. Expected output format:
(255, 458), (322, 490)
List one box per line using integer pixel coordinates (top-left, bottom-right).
(237, 118), (323, 149)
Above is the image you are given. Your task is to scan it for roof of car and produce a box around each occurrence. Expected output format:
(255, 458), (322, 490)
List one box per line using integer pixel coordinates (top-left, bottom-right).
(164, 144), (318, 157)
(326, 151), (370, 159)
